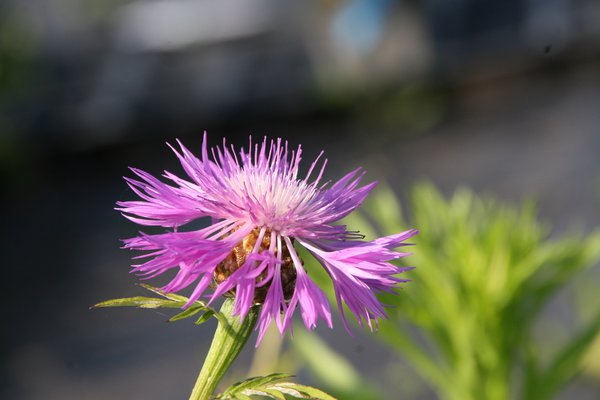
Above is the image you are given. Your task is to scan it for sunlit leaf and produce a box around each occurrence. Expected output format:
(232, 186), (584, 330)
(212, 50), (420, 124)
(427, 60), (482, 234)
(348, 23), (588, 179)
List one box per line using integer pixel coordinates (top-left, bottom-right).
(271, 382), (336, 399)
(215, 373), (336, 400)
(92, 296), (181, 309)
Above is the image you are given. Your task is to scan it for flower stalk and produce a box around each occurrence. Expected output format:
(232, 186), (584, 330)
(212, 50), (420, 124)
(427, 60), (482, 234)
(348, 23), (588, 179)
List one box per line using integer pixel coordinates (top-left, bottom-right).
(189, 298), (260, 400)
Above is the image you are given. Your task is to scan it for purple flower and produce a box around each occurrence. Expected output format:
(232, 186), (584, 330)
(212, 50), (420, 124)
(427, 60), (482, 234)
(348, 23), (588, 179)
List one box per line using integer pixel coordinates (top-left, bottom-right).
(118, 133), (417, 344)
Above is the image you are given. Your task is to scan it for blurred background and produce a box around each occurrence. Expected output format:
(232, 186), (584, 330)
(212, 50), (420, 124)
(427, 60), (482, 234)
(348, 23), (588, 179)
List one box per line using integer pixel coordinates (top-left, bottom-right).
(2, 0), (600, 399)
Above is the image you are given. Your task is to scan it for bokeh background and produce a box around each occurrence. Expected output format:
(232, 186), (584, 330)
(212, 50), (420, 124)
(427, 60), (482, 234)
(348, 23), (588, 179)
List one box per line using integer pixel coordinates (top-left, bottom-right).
(2, 0), (600, 399)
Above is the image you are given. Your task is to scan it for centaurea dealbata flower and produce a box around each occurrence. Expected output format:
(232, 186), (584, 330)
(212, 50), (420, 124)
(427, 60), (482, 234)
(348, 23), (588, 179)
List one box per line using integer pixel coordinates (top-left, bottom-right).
(118, 134), (417, 344)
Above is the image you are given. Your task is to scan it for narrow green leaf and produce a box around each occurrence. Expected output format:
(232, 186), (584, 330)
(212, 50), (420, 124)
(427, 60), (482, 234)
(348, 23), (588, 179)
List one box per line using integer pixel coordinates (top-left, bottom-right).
(92, 296), (181, 309)
(222, 373), (293, 395)
(274, 382), (337, 400)
(521, 342), (541, 400)
(531, 308), (600, 399)
(216, 373), (336, 400)
(168, 305), (204, 322)
(357, 183), (600, 400)
(195, 309), (216, 325)
(138, 283), (198, 303)
(214, 313), (229, 327)
(257, 387), (303, 399)
(220, 392), (252, 400)
(93, 286), (223, 326)
(252, 388), (288, 399)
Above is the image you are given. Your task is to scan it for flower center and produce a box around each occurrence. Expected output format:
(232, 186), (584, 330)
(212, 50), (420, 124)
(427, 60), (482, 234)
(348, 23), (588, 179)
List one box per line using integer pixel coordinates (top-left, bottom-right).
(213, 228), (297, 303)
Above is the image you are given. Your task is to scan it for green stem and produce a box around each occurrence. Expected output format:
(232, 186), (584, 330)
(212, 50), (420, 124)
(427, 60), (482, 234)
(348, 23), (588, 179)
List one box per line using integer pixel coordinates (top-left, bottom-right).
(189, 298), (260, 400)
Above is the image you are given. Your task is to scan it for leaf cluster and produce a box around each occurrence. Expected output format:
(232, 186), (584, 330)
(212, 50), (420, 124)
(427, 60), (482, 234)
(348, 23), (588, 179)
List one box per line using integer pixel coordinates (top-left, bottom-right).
(301, 183), (600, 400)
(364, 183), (600, 400)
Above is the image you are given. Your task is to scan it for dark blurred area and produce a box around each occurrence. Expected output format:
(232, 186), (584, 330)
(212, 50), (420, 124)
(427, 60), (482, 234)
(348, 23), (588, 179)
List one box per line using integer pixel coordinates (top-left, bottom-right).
(2, 0), (600, 399)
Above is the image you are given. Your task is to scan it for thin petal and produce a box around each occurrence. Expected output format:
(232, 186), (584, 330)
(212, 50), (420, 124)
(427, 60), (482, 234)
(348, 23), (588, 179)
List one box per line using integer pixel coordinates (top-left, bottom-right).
(298, 230), (417, 329)
(124, 222), (254, 303)
(117, 168), (206, 227)
(283, 236), (332, 331)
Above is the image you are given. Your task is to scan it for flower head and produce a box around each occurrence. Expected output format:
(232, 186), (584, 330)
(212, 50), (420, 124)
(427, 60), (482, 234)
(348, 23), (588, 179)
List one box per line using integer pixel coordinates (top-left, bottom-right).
(118, 133), (417, 344)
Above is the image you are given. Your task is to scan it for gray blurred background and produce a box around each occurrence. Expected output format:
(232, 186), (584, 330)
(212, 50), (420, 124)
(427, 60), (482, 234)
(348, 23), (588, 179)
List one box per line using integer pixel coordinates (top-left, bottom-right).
(2, 0), (600, 399)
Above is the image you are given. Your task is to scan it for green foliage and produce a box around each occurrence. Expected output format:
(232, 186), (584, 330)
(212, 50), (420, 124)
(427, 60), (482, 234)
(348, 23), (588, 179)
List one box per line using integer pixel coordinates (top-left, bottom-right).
(92, 284), (222, 326)
(214, 373), (336, 400)
(376, 184), (600, 400)
(301, 183), (600, 400)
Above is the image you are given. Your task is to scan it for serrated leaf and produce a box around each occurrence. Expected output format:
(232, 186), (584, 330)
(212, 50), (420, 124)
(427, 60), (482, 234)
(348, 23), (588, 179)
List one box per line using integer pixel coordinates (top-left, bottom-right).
(218, 392), (253, 400)
(244, 388), (286, 400)
(216, 374), (336, 400)
(222, 373), (293, 395)
(258, 385), (306, 398)
(270, 382), (337, 400)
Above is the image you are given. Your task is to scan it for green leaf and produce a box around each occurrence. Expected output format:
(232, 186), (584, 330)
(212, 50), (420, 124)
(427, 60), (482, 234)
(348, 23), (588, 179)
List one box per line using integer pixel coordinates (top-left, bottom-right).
(527, 307), (600, 399)
(221, 373), (293, 395)
(195, 309), (216, 325)
(247, 388), (287, 400)
(93, 285), (222, 325)
(312, 183), (600, 400)
(272, 382), (337, 400)
(92, 296), (182, 309)
(138, 283), (198, 303)
(168, 305), (204, 322)
(215, 373), (337, 400)
(231, 394), (253, 400)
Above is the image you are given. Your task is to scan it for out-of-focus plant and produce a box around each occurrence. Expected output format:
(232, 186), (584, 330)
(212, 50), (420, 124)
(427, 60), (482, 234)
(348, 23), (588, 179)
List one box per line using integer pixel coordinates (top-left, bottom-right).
(0, 7), (37, 102)
(293, 329), (385, 400)
(298, 183), (600, 400)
